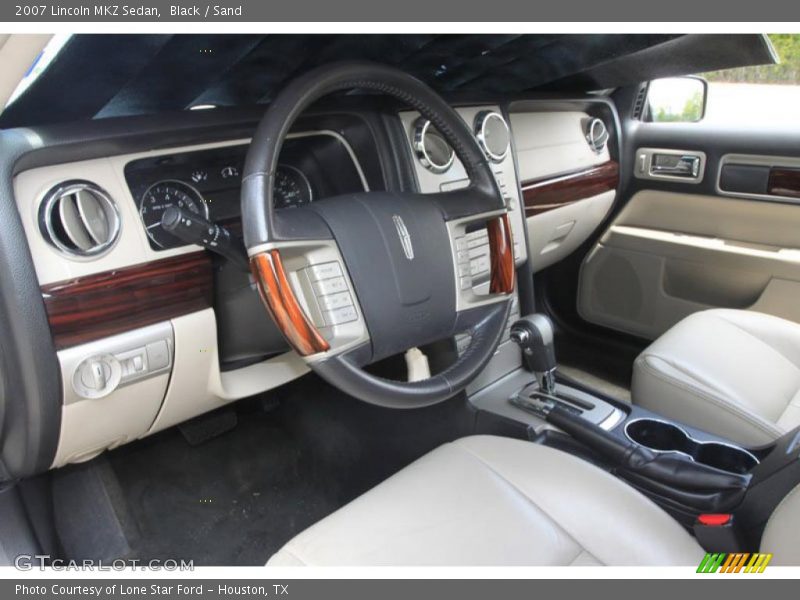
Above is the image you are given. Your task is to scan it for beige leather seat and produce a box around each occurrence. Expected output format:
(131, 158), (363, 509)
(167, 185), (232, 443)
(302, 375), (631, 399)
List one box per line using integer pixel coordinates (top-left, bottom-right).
(268, 435), (799, 566)
(633, 309), (800, 447)
(268, 436), (705, 566)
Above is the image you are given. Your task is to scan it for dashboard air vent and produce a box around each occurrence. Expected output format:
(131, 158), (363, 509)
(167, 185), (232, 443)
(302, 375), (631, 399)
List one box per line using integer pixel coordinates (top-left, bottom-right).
(412, 117), (455, 174)
(39, 180), (121, 258)
(585, 118), (609, 154)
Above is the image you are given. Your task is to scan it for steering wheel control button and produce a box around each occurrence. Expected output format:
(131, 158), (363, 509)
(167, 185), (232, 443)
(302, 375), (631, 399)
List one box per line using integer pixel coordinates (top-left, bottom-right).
(317, 291), (353, 311)
(307, 261), (343, 282)
(312, 276), (348, 296)
(462, 228), (493, 282)
(325, 305), (358, 326)
(473, 255), (491, 276)
(455, 236), (474, 288)
(295, 260), (361, 332)
(467, 230), (489, 249)
(73, 354), (122, 399)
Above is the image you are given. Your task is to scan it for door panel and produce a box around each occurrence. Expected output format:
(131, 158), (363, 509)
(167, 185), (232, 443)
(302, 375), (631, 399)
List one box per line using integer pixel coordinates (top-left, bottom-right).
(579, 189), (800, 339)
(578, 113), (800, 340)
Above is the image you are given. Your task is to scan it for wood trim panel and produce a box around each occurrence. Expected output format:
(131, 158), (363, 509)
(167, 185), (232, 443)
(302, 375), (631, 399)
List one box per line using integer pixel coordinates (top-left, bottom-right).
(768, 168), (800, 199)
(487, 214), (516, 295)
(521, 160), (619, 218)
(250, 250), (330, 356)
(42, 252), (213, 350)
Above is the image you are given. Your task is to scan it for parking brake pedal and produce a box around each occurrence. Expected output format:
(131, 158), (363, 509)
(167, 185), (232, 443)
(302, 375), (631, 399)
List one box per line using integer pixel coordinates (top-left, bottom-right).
(178, 409), (238, 446)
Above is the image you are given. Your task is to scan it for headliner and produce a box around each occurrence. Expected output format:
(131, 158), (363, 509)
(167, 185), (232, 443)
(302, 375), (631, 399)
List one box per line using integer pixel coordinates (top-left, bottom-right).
(0, 33), (776, 129)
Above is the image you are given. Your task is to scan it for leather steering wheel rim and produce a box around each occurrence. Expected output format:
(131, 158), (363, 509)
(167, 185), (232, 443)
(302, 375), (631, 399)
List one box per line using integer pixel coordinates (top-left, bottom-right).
(242, 61), (515, 409)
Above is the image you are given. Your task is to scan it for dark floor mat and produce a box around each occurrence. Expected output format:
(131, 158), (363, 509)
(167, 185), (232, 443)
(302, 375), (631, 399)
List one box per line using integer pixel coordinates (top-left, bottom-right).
(85, 371), (480, 566)
(107, 405), (342, 566)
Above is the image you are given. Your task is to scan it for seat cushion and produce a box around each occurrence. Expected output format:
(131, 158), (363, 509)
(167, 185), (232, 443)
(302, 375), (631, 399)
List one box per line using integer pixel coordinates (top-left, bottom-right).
(267, 435), (703, 566)
(633, 309), (800, 446)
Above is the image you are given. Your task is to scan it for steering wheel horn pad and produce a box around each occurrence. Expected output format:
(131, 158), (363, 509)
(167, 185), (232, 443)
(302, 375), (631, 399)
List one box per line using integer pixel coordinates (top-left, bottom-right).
(308, 192), (457, 365)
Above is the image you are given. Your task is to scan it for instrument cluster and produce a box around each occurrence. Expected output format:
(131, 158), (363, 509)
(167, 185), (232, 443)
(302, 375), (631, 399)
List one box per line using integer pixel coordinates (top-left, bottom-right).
(125, 133), (364, 250)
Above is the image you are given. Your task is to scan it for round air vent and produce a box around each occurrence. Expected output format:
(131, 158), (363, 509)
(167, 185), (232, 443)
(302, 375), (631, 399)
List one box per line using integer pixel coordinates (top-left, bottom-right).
(585, 118), (609, 154)
(474, 111), (510, 163)
(412, 117), (455, 173)
(39, 180), (121, 258)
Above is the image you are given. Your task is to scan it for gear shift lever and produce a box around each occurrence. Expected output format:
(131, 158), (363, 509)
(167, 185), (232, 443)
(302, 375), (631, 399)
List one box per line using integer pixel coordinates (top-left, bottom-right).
(510, 314), (557, 395)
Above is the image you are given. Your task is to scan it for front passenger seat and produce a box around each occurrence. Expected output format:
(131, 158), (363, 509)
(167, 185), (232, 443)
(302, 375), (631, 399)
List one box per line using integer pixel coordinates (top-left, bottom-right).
(633, 309), (800, 446)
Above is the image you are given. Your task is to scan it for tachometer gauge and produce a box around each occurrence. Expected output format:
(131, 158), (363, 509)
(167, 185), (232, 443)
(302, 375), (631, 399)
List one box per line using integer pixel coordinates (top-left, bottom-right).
(140, 180), (209, 248)
(274, 165), (313, 209)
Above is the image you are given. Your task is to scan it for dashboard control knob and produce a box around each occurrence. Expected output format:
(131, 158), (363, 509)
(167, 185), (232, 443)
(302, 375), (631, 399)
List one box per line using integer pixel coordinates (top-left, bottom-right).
(73, 354), (122, 399)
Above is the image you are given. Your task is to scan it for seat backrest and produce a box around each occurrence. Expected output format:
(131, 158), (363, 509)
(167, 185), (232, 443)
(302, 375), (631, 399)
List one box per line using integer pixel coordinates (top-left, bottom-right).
(761, 482), (800, 565)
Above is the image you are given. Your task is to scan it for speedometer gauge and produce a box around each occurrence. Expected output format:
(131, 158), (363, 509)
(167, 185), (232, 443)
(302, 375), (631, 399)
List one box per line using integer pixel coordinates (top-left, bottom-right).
(140, 180), (209, 248)
(274, 165), (313, 209)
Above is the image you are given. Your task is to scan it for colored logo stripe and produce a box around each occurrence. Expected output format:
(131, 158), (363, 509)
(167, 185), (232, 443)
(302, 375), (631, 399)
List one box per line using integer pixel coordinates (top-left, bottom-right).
(697, 553), (772, 573)
(745, 553), (772, 573)
(697, 553), (726, 573)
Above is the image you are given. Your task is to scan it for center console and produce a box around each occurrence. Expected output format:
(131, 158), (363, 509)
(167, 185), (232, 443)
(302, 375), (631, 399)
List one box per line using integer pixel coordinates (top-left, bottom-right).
(473, 310), (800, 552)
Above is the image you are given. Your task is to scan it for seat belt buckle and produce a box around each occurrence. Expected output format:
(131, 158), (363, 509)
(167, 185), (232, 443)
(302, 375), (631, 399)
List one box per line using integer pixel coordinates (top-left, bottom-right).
(693, 513), (743, 553)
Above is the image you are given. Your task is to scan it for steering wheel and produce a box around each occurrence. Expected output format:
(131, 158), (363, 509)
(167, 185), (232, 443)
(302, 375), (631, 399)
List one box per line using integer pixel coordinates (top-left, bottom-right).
(241, 61), (515, 409)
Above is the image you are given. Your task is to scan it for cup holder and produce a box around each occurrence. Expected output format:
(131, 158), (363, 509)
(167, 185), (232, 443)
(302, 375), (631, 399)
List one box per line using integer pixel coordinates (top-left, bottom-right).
(624, 418), (758, 474)
(694, 443), (759, 474)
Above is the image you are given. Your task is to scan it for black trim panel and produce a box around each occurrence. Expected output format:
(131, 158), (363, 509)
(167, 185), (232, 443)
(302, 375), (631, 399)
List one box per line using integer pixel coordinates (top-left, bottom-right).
(0, 130), (62, 480)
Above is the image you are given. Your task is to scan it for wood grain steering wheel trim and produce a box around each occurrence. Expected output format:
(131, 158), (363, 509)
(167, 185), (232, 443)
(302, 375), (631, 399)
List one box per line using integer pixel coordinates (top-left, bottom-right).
(487, 214), (515, 295)
(250, 250), (331, 356)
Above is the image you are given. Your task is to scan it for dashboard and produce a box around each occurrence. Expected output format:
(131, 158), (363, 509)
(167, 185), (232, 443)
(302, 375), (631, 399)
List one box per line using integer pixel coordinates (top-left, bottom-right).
(7, 98), (619, 472)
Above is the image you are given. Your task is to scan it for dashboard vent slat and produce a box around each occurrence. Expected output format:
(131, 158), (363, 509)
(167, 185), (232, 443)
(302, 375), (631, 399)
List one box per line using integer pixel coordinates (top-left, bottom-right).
(39, 181), (120, 259)
(75, 189), (111, 244)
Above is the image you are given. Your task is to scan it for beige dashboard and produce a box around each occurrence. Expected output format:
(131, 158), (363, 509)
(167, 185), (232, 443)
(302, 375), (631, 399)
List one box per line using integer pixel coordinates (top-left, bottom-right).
(15, 103), (617, 469)
(508, 109), (617, 273)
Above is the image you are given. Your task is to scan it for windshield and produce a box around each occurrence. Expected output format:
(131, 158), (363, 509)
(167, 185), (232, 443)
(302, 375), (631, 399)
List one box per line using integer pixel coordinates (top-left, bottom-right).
(0, 34), (776, 129)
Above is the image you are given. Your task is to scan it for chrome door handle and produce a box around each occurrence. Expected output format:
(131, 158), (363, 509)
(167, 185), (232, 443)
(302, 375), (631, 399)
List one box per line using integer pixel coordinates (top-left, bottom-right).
(651, 155), (701, 178)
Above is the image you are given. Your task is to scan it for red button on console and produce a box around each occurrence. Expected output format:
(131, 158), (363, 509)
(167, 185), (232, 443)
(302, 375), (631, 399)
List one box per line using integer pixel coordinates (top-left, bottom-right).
(697, 513), (732, 527)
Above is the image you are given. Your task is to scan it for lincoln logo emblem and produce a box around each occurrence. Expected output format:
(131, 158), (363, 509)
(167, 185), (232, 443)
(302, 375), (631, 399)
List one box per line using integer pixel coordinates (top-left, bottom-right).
(392, 215), (414, 260)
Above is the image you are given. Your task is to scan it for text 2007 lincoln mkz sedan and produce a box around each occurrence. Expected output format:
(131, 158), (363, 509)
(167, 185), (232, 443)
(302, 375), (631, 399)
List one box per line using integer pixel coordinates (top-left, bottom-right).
(0, 33), (798, 566)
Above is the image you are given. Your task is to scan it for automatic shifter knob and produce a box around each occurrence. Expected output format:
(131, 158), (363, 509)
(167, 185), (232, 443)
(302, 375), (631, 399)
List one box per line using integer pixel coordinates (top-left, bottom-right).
(510, 314), (557, 395)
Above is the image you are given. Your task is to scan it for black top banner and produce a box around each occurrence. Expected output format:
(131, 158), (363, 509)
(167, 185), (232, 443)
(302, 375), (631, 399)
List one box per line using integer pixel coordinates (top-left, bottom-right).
(0, 0), (798, 22)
